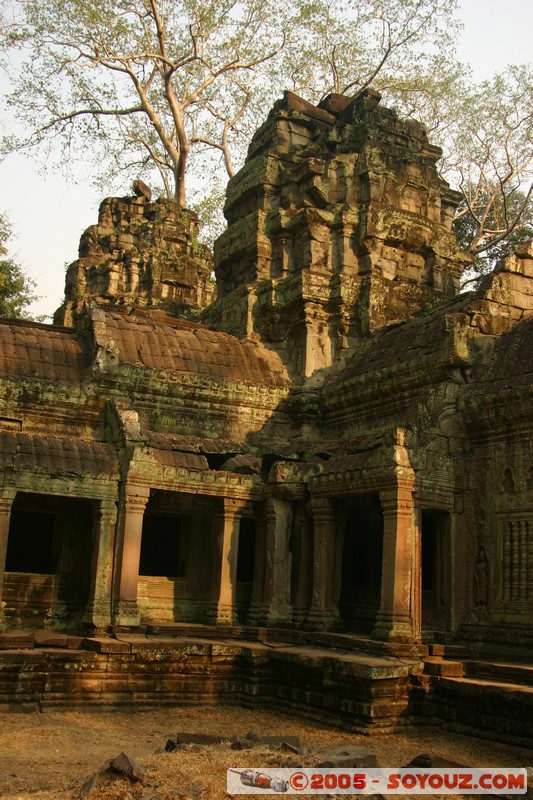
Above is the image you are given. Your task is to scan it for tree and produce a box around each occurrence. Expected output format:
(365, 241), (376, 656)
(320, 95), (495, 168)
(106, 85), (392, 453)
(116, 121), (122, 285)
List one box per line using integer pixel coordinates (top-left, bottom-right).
(443, 66), (533, 264)
(4, 1), (531, 264)
(4, 0), (459, 208)
(0, 215), (39, 319)
(454, 187), (533, 286)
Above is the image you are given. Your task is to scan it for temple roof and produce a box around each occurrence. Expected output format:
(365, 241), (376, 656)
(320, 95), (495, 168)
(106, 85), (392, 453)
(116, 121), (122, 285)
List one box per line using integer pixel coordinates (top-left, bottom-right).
(0, 431), (118, 478)
(100, 311), (291, 387)
(0, 320), (89, 382)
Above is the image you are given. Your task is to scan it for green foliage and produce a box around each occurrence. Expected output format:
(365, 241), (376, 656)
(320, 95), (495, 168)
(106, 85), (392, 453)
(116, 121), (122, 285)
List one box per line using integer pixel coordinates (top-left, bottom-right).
(3, 0), (459, 208)
(454, 187), (533, 285)
(2, 0), (531, 266)
(436, 66), (533, 261)
(0, 215), (40, 319)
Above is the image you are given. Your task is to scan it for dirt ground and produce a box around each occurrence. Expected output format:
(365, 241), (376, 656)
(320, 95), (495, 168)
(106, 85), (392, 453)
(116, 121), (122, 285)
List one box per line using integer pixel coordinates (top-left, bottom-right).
(0, 705), (531, 800)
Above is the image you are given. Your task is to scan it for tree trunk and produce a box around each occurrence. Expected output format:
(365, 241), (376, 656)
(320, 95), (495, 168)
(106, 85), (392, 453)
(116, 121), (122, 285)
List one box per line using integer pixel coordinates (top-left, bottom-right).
(174, 142), (188, 207)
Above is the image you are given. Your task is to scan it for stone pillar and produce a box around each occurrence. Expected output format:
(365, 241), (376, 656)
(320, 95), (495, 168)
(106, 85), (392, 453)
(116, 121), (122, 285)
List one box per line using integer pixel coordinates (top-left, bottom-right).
(209, 498), (246, 625)
(307, 496), (341, 629)
(0, 489), (16, 631)
(373, 483), (419, 643)
(247, 504), (266, 626)
(83, 498), (118, 630)
(291, 502), (314, 626)
(412, 506), (422, 640)
(115, 486), (150, 627)
(259, 497), (293, 626)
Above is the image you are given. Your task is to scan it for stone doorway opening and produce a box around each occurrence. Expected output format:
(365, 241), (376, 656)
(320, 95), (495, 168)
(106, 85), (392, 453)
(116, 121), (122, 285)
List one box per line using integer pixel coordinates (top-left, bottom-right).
(339, 494), (383, 634)
(236, 517), (256, 623)
(137, 491), (214, 624)
(421, 510), (451, 639)
(3, 492), (93, 628)
(139, 514), (189, 580)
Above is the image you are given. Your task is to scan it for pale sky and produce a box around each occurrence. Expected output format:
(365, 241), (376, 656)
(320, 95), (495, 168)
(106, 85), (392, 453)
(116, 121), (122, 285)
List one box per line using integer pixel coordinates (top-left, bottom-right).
(1, 0), (532, 319)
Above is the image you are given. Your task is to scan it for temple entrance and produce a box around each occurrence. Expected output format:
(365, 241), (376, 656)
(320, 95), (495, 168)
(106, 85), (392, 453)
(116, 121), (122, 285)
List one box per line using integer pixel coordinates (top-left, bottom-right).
(139, 514), (189, 579)
(137, 491), (214, 623)
(236, 517), (256, 623)
(3, 493), (93, 628)
(421, 510), (451, 637)
(339, 494), (383, 634)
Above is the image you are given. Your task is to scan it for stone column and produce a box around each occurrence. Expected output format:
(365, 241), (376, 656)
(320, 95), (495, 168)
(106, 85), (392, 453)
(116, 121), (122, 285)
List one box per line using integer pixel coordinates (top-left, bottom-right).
(307, 496), (341, 629)
(247, 504), (266, 626)
(0, 489), (16, 631)
(83, 498), (118, 630)
(291, 502), (314, 626)
(373, 483), (419, 643)
(115, 486), (150, 627)
(259, 497), (293, 626)
(209, 498), (246, 625)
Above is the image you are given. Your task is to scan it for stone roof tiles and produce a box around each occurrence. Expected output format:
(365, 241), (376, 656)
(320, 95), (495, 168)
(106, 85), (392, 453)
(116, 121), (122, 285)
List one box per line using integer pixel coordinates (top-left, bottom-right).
(103, 312), (291, 387)
(0, 320), (88, 382)
(0, 431), (118, 478)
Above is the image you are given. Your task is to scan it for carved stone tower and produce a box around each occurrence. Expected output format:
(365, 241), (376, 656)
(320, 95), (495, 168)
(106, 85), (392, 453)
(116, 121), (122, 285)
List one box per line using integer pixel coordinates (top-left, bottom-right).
(54, 196), (215, 326)
(203, 89), (470, 381)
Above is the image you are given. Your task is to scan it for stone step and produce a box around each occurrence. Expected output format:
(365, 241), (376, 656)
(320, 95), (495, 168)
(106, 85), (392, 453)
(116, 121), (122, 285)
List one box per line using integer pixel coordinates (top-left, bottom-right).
(463, 659), (533, 688)
(431, 676), (533, 746)
(438, 641), (533, 665)
(0, 637), (418, 731)
(423, 656), (464, 677)
(443, 676), (533, 694)
(143, 623), (426, 659)
(0, 631), (35, 649)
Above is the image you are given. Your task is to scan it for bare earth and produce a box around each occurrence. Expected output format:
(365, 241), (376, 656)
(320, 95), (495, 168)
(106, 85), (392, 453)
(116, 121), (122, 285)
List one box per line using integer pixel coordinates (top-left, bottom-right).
(0, 706), (531, 800)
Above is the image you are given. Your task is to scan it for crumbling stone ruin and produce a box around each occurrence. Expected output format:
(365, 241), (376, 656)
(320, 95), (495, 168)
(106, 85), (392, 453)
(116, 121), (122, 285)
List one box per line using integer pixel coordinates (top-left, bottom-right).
(0, 90), (532, 743)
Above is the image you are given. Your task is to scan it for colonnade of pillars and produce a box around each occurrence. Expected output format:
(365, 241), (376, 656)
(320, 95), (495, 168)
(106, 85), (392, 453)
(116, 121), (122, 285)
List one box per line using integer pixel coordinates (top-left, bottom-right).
(0, 482), (422, 642)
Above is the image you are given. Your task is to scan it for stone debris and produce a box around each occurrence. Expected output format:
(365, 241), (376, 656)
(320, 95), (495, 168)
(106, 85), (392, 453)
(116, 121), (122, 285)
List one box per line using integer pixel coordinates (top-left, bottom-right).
(230, 737), (253, 750)
(166, 731), (302, 753)
(132, 179), (152, 201)
(81, 751), (146, 796)
(314, 745), (379, 768)
(405, 752), (470, 768)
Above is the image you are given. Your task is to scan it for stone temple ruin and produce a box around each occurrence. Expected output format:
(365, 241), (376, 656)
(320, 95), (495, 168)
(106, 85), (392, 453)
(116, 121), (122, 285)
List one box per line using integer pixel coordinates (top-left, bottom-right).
(0, 90), (532, 742)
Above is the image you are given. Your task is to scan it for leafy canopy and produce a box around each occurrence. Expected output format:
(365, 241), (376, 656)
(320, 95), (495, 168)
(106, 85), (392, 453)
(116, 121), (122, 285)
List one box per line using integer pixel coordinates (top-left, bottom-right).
(0, 215), (39, 319)
(6, 0), (459, 206)
(3, 0), (532, 265)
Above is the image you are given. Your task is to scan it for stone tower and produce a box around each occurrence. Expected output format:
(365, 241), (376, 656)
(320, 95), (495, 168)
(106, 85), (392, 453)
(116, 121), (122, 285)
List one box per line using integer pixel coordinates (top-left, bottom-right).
(54, 195), (215, 326)
(203, 89), (470, 381)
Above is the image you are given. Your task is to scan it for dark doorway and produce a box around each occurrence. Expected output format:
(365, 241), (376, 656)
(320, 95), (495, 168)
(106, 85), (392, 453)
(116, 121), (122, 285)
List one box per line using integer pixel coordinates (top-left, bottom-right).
(421, 510), (450, 636)
(339, 494), (383, 633)
(3, 493), (93, 628)
(136, 490), (215, 624)
(236, 517), (256, 623)
(6, 510), (58, 574)
(139, 514), (189, 578)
